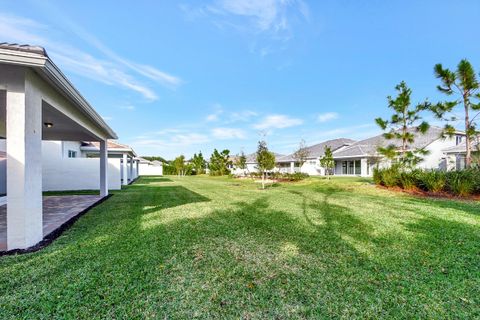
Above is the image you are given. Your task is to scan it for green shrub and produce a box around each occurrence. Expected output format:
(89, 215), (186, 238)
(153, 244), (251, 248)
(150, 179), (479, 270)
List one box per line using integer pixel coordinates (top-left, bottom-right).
(446, 171), (475, 196)
(372, 166), (401, 187)
(290, 172), (309, 181)
(373, 168), (383, 185)
(381, 166), (401, 187)
(466, 168), (480, 193)
(399, 170), (419, 190)
(417, 170), (446, 192)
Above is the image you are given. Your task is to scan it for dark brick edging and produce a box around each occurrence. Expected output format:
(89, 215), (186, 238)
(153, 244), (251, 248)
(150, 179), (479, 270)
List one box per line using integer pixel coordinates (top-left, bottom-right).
(0, 194), (113, 257)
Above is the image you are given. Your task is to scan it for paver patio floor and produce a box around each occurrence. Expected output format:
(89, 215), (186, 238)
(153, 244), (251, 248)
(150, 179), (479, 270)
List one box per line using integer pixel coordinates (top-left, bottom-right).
(0, 195), (102, 251)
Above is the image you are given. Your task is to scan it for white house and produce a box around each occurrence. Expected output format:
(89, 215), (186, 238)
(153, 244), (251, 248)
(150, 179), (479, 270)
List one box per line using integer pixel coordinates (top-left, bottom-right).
(276, 138), (355, 175)
(80, 141), (139, 185)
(442, 138), (479, 170)
(331, 126), (465, 176)
(231, 152), (284, 176)
(0, 43), (117, 250)
(137, 157), (164, 176)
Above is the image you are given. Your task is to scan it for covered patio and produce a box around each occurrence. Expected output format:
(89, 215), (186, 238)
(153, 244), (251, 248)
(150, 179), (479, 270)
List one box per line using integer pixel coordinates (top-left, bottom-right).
(0, 43), (117, 251)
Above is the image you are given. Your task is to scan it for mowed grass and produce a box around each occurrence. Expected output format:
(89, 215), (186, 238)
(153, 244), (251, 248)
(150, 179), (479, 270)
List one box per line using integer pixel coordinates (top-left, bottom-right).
(1, 176), (479, 319)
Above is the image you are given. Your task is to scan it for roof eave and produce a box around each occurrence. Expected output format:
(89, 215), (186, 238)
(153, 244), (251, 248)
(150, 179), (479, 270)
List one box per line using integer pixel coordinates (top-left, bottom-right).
(43, 60), (117, 139)
(0, 48), (117, 140)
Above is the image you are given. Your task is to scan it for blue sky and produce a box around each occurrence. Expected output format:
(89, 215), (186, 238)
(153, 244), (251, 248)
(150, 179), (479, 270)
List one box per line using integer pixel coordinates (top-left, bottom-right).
(1, 0), (479, 159)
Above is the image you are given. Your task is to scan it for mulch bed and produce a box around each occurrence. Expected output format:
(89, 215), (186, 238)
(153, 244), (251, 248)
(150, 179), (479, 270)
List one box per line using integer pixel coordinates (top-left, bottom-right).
(377, 185), (480, 201)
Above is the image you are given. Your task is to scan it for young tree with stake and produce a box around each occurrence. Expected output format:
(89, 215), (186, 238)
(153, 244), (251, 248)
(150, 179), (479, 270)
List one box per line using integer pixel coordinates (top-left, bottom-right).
(256, 140), (276, 189)
(320, 146), (335, 179)
(293, 139), (309, 171)
(234, 151), (248, 176)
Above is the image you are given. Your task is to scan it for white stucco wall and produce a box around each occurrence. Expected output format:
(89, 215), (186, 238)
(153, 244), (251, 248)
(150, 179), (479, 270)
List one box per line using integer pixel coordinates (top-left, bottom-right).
(42, 141), (121, 191)
(417, 137), (457, 170)
(300, 159), (324, 175)
(138, 163), (163, 176)
(61, 141), (83, 158)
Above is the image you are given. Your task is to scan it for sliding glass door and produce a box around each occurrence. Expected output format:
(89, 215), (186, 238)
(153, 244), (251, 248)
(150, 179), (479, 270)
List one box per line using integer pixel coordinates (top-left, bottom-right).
(340, 160), (362, 175)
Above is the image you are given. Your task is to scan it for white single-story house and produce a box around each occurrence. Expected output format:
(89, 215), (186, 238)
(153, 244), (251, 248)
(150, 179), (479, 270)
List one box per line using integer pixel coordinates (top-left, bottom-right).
(231, 152), (284, 175)
(276, 138), (355, 175)
(0, 43), (117, 250)
(137, 157), (164, 176)
(331, 126), (465, 176)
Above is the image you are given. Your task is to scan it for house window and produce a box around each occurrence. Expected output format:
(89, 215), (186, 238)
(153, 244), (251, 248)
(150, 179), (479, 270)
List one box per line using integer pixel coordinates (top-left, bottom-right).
(456, 155), (466, 170)
(355, 160), (361, 175)
(68, 150), (77, 158)
(342, 161), (347, 174)
(456, 135), (463, 145)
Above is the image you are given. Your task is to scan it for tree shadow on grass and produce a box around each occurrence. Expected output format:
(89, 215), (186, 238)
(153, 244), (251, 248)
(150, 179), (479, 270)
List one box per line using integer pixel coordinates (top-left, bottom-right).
(2, 180), (480, 318)
(134, 176), (173, 184)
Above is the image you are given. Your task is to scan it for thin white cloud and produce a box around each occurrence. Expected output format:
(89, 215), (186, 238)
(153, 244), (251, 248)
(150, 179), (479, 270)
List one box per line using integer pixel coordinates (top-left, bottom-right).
(254, 114), (303, 130)
(133, 132), (210, 148)
(120, 105), (136, 111)
(172, 133), (210, 145)
(216, 0), (309, 34)
(181, 0), (310, 54)
(0, 13), (181, 100)
(211, 127), (246, 139)
(206, 113), (221, 122)
(228, 110), (258, 122)
(205, 104), (224, 122)
(317, 112), (339, 123)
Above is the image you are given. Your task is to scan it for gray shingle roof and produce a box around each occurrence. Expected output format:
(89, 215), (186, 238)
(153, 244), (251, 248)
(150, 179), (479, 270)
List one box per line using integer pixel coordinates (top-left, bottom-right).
(277, 138), (355, 162)
(332, 126), (446, 158)
(243, 152), (284, 163)
(443, 138), (480, 154)
(0, 43), (47, 56)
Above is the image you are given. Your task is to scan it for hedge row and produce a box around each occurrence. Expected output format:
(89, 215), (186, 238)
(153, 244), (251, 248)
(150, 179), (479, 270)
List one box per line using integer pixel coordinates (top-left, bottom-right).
(373, 166), (480, 197)
(241, 171), (309, 181)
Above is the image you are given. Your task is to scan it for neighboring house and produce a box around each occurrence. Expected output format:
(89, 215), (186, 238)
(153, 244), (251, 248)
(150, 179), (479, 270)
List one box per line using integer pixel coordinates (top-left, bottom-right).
(276, 138), (355, 175)
(0, 43), (117, 250)
(81, 141), (139, 185)
(40, 140), (123, 191)
(38, 140), (139, 191)
(137, 158), (164, 176)
(231, 152), (284, 175)
(332, 126), (465, 176)
(442, 138), (480, 170)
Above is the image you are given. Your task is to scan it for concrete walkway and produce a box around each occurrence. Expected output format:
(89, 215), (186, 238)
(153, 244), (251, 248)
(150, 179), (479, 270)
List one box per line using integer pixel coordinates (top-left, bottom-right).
(0, 195), (102, 251)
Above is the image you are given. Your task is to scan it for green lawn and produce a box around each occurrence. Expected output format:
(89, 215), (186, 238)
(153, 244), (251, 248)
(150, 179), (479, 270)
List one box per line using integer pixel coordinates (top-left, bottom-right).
(1, 176), (479, 318)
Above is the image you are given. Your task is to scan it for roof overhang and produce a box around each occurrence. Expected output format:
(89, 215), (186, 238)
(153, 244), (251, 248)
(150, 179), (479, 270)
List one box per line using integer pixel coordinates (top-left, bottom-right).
(80, 146), (137, 157)
(0, 47), (117, 140)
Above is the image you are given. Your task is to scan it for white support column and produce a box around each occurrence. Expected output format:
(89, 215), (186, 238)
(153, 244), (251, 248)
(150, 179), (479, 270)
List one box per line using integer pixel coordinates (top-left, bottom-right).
(290, 161), (294, 173)
(361, 158), (368, 177)
(135, 160), (139, 178)
(6, 88), (43, 250)
(122, 153), (128, 186)
(129, 156), (133, 182)
(99, 139), (108, 197)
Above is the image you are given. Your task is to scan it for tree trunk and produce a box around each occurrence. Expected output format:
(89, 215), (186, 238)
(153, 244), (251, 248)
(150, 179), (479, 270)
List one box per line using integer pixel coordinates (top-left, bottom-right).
(465, 102), (472, 168)
(262, 170), (265, 189)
